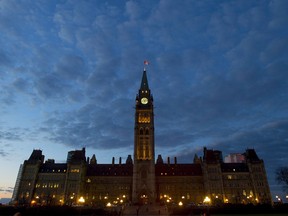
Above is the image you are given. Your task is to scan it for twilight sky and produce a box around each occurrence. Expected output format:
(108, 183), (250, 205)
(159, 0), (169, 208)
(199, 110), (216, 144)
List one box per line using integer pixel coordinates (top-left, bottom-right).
(0, 0), (288, 201)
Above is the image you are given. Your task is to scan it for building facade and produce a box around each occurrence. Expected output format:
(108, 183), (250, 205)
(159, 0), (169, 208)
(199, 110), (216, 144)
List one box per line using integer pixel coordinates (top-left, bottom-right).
(12, 70), (272, 206)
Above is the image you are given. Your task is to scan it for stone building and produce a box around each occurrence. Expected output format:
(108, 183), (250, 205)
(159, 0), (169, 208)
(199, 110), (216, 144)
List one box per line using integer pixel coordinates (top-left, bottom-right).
(12, 69), (272, 206)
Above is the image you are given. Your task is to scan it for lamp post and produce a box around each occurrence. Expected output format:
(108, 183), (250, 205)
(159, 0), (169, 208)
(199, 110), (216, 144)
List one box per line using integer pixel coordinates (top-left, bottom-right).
(203, 196), (211, 216)
(275, 195), (283, 204)
(203, 196), (211, 205)
(78, 196), (85, 205)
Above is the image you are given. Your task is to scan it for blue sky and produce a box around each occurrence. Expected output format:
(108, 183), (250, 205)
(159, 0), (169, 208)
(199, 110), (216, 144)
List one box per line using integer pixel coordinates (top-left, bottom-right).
(0, 0), (288, 202)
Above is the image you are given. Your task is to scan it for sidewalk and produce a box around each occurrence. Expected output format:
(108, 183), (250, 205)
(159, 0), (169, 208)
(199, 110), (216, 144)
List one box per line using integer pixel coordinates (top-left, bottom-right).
(122, 204), (169, 216)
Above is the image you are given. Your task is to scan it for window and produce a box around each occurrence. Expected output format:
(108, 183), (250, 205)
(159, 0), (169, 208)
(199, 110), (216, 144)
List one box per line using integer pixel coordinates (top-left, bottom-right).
(145, 128), (149, 135)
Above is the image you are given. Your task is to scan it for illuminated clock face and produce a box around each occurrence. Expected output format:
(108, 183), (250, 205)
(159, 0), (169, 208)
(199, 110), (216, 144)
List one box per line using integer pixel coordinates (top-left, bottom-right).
(141, 97), (148, 104)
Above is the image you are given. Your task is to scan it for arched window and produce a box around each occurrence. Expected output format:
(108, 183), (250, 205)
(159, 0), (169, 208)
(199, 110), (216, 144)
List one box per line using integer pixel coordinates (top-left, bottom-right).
(145, 128), (149, 135)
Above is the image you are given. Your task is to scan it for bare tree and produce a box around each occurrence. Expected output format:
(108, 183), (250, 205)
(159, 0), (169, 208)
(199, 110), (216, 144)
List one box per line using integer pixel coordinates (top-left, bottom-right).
(275, 167), (288, 192)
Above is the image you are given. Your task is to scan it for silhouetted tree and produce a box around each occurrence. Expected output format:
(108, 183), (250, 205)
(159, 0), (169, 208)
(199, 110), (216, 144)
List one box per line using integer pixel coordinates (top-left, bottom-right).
(275, 167), (288, 192)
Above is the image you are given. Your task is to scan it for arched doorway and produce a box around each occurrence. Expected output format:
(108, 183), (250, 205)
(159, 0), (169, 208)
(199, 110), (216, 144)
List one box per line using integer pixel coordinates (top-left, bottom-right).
(140, 194), (148, 205)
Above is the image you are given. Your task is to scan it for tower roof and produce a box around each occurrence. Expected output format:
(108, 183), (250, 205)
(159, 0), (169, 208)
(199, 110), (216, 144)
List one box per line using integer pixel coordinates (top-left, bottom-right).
(140, 70), (149, 90)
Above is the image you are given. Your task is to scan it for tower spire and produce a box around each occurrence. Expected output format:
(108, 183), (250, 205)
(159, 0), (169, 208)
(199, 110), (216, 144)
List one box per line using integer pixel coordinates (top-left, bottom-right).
(140, 70), (149, 90)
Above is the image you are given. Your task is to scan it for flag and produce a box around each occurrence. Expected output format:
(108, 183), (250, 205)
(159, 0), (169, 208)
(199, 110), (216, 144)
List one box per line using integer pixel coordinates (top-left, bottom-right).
(144, 60), (149, 65)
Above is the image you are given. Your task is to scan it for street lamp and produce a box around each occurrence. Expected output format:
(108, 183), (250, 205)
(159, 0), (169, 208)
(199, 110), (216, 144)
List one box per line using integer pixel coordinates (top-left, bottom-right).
(78, 196), (85, 205)
(275, 195), (282, 203)
(203, 196), (211, 205)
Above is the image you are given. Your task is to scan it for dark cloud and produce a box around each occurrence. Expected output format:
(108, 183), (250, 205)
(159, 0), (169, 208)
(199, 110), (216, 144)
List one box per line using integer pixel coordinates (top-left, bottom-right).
(0, 127), (33, 146)
(268, 0), (288, 29)
(0, 50), (12, 70)
(41, 98), (134, 150)
(54, 55), (87, 81)
(0, 86), (16, 106)
(0, 187), (14, 193)
(0, 150), (9, 157)
(12, 78), (29, 92)
(35, 74), (67, 100)
(0, 131), (22, 141)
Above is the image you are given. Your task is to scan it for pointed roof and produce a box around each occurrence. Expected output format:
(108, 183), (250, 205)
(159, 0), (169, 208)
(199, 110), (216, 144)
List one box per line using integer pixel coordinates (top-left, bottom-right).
(140, 70), (149, 90)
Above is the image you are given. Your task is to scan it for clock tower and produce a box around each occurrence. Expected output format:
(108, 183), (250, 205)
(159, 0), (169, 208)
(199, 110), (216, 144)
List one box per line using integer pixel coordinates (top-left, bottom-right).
(132, 69), (156, 204)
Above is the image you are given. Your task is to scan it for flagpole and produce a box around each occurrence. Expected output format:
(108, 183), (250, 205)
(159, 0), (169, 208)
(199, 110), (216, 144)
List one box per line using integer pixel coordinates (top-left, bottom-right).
(144, 60), (149, 71)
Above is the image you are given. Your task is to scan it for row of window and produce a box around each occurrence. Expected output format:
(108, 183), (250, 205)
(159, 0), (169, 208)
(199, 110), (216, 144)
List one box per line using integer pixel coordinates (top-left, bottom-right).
(225, 174), (250, 180)
(252, 174), (264, 179)
(38, 168), (80, 173)
(223, 182), (252, 188)
(251, 166), (262, 172)
(139, 127), (150, 134)
(40, 169), (67, 173)
(255, 181), (265, 187)
(159, 185), (204, 191)
(35, 183), (61, 189)
(86, 186), (130, 191)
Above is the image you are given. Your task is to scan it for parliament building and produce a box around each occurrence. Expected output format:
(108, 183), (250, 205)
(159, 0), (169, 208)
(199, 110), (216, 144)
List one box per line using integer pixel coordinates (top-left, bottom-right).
(12, 69), (272, 206)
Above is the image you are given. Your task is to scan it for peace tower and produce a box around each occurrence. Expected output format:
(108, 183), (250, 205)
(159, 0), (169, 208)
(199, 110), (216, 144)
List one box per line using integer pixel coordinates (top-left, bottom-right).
(132, 69), (156, 203)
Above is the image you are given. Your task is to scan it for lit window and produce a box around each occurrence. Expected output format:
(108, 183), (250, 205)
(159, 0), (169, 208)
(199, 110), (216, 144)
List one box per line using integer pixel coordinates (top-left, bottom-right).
(71, 169), (80, 173)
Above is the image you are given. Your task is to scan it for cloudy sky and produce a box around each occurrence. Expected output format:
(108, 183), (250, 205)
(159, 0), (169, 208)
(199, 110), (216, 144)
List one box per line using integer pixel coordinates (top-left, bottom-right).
(0, 0), (288, 201)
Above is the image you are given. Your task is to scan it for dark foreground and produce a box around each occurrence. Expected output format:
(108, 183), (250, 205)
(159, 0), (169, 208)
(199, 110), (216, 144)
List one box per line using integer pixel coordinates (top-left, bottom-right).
(0, 204), (288, 216)
(0, 205), (107, 216)
(170, 203), (288, 215)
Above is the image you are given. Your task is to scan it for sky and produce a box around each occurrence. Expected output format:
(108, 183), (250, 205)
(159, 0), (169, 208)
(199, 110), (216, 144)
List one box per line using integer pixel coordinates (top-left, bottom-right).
(0, 0), (288, 202)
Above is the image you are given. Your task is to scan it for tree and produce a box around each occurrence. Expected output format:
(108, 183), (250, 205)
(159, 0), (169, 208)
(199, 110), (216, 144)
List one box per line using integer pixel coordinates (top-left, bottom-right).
(275, 167), (288, 192)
